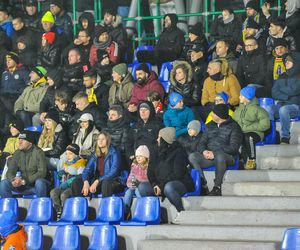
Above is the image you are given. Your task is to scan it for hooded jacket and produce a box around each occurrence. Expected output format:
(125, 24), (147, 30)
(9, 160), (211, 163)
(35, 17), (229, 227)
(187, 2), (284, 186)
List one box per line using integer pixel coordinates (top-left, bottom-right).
(109, 72), (134, 109)
(130, 71), (164, 106)
(78, 12), (95, 38)
(38, 42), (61, 70)
(155, 14), (185, 58)
(11, 26), (35, 51)
(272, 52), (300, 105)
(233, 98), (270, 140)
(169, 61), (201, 107)
(285, 8), (300, 51)
(182, 36), (208, 61)
(0, 17), (13, 38)
(18, 43), (37, 70)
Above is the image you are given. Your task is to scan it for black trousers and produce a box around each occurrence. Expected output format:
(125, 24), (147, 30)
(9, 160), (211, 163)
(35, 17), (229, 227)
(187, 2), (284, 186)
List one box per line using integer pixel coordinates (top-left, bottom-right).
(241, 132), (261, 163)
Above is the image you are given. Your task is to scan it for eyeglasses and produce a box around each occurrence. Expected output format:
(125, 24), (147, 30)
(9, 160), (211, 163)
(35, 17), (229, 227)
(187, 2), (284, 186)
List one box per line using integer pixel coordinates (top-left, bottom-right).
(244, 44), (256, 48)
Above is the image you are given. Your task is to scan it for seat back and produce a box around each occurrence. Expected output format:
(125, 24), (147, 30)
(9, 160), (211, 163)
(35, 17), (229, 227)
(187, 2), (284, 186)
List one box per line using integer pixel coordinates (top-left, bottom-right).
(25, 225), (43, 250)
(60, 197), (88, 224)
(133, 45), (154, 63)
(88, 225), (118, 250)
(258, 97), (275, 110)
(132, 197), (160, 224)
(131, 62), (152, 80)
(97, 197), (124, 223)
(24, 125), (43, 133)
(0, 198), (18, 219)
(204, 157), (239, 171)
(158, 62), (173, 82)
(51, 225), (80, 250)
(183, 169), (201, 197)
(281, 228), (300, 250)
(25, 197), (53, 224)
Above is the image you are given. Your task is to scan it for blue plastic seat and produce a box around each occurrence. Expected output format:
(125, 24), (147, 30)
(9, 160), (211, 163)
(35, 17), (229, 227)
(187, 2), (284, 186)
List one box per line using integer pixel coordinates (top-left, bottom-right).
(158, 61), (173, 93)
(203, 157), (240, 171)
(24, 125), (43, 133)
(25, 225), (43, 250)
(0, 198), (18, 219)
(50, 225), (80, 250)
(120, 196), (160, 226)
(131, 62), (152, 80)
(48, 197), (88, 226)
(281, 228), (300, 250)
(256, 120), (276, 145)
(22, 198), (53, 225)
(133, 45), (155, 63)
(88, 225), (118, 250)
(183, 169), (201, 197)
(85, 197), (124, 226)
(258, 97), (275, 108)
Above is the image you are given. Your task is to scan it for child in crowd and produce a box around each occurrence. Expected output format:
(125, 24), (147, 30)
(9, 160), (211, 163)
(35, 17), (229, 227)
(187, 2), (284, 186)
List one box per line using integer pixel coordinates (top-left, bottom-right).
(124, 145), (150, 219)
(50, 144), (87, 217)
(147, 90), (165, 121)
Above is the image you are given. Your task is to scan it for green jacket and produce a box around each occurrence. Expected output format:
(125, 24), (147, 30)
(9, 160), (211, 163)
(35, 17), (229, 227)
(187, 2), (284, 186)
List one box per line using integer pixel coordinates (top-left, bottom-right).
(233, 98), (270, 140)
(14, 78), (48, 113)
(7, 144), (47, 184)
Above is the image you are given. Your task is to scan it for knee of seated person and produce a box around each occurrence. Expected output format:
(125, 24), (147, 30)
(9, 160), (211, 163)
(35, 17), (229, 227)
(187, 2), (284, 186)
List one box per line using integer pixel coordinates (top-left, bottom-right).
(278, 105), (289, 115)
(35, 178), (46, 187)
(214, 153), (226, 162)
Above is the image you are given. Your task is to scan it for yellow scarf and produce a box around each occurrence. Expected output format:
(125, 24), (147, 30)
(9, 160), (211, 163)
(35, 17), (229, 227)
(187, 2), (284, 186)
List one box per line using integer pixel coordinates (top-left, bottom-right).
(31, 77), (47, 87)
(86, 88), (98, 105)
(273, 57), (286, 80)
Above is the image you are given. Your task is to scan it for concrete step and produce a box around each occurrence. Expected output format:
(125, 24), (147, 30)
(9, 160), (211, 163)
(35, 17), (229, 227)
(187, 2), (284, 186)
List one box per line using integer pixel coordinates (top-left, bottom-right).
(223, 182), (300, 196)
(176, 210), (300, 226)
(257, 157), (300, 170)
(137, 239), (279, 250)
(276, 121), (300, 144)
(256, 144), (300, 158)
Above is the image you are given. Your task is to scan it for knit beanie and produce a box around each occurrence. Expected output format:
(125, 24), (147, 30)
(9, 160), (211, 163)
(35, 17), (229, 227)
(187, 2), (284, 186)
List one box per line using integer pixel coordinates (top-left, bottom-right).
(135, 145), (150, 158)
(240, 86), (256, 101)
(95, 25), (108, 38)
(66, 144), (80, 156)
(169, 92), (183, 107)
(26, 0), (37, 7)
(6, 52), (19, 64)
(212, 104), (229, 120)
(136, 63), (151, 75)
(0, 211), (18, 237)
(45, 110), (60, 124)
(246, 0), (260, 12)
(216, 91), (229, 104)
(273, 38), (288, 49)
(43, 32), (56, 45)
(159, 127), (176, 145)
(246, 18), (260, 30)
(187, 120), (201, 134)
(50, 0), (64, 9)
(9, 119), (24, 132)
(109, 104), (124, 117)
(31, 66), (47, 78)
(97, 49), (109, 61)
(113, 63), (127, 78)
(139, 102), (151, 110)
(188, 22), (203, 37)
(19, 130), (38, 144)
(41, 11), (55, 23)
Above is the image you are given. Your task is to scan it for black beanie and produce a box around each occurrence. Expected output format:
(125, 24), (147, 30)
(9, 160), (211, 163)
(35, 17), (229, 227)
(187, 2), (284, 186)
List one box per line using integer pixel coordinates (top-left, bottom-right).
(6, 52), (19, 64)
(50, 0), (64, 9)
(66, 144), (80, 155)
(19, 130), (39, 144)
(273, 38), (288, 49)
(212, 104), (229, 120)
(246, 18), (260, 29)
(9, 119), (24, 132)
(136, 63), (150, 75)
(97, 49), (109, 61)
(45, 110), (60, 124)
(188, 22), (203, 37)
(246, 0), (260, 12)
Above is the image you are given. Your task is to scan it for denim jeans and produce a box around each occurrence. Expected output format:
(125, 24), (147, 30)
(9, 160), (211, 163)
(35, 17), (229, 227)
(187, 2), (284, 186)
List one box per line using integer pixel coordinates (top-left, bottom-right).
(0, 178), (48, 198)
(123, 187), (141, 209)
(265, 104), (300, 138)
(16, 110), (34, 127)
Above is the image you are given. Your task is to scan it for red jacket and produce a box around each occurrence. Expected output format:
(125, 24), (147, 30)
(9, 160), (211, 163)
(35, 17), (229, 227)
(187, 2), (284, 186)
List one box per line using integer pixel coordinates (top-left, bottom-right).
(89, 41), (120, 66)
(130, 71), (165, 106)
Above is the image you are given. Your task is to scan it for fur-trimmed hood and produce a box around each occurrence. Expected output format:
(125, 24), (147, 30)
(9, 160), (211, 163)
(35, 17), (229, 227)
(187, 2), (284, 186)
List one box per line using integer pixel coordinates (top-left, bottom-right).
(101, 15), (123, 29)
(170, 60), (193, 86)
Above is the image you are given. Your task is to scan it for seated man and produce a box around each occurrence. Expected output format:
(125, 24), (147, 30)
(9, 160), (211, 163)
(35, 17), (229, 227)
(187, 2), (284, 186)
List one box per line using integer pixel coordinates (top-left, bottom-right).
(233, 86), (270, 170)
(265, 53), (300, 144)
(189, 104), (242, 196)
(0, 130), (48, 198)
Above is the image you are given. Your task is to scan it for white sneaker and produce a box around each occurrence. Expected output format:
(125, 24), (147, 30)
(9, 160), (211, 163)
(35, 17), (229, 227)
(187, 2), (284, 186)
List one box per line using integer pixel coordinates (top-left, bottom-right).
(171, 212), (181, 224)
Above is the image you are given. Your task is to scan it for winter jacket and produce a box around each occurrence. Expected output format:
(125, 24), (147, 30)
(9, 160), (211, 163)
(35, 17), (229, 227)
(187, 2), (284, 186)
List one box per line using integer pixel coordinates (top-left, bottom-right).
(14, 77), (49, 113)
(127, 162), (148, 188)
(0, 47), (7, 76)
(89, 40), (119, 66)
(63, 157), (87, 176)
(7, 144), (47, 184)
(38, 43), (61, 70)
(206, 108), (234, 124)
(93, 63), (113, 86)
(148, 142), (194, 193)
(1, 225), (27, 250)
(41, 124), (69, 158)
(169, 61), (201, 107)
(272, 52), (300, 105)
(82, 146), (122, 183)
(130, 71), (164, 106)
(182, 37), (208, 61)
(285, 9), (300, 53)
(0, 66), (29, 95)
(214, 52), (238, 74)
(197, 118), (242, 157)
(18, 48), (37, 69)
(233, 98), (270, 140)
(54, 12), (73, 41)
(23, 13), (41, 32)
(201, 74), (241, 106)
(11, 26), (35, 51)
(78, 12), (95, 38)
(163, 105), (194, 138)
(62, 61), (85, 93)
(108, 72), (134, 108)
(1, 137), (19, 158)
(177, 133), (202, 156)
(0, 19), (13, 38)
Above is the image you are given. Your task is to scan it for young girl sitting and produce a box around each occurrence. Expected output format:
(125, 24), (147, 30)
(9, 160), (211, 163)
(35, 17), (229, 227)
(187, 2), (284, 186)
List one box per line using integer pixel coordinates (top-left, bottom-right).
(50, 144), (86, 218)
(124, 145), (150, 219)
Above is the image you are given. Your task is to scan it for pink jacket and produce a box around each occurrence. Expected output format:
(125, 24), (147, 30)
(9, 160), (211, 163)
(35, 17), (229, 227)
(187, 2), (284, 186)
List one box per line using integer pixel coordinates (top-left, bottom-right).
(126, 163), (149, 188)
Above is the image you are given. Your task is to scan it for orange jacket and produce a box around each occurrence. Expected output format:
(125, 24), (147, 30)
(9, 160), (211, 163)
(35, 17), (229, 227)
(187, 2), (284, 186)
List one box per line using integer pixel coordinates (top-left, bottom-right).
(2, 225), (27, 250)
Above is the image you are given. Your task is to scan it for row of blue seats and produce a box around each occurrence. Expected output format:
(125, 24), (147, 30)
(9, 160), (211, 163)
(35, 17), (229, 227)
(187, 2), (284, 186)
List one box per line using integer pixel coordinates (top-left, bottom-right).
(26, 224), (117, 250)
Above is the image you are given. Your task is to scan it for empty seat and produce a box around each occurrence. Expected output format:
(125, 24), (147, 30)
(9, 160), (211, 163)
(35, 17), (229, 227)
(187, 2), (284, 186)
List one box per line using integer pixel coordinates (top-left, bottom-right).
(25, 225), (43, 250)
(84, 197), (124, 226)
(0, 198), (18, 219)
(48, 197), (88, 226)
(203, 157), (240, 171)
(183, 169), (201, 197)
(133, 45), (155, 63)
(88, 225), (118, 250)
(120, 197), (160, 226)
(131, 62), (152, 80)
(158, 61), (173, 93)
(281, 228), (300, 250)
(22, 197), (53, 225)
(50, 225), (80, 250)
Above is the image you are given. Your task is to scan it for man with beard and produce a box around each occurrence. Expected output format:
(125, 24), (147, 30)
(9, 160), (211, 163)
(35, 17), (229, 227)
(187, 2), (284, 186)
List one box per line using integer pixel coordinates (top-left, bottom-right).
(102, 105), (133, 170)
(128, 63), (164, 113)
(236, 37), (269, 97)
(23, 0), (41, 32)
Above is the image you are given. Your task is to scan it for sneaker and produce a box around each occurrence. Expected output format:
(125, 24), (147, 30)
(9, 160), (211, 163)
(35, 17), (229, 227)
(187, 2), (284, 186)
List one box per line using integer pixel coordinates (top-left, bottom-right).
(171, 212), (181, 224)
(245, 159), (256, 170)
(208, 186), (222, 196)
(201, 184), (210, 196)
(280, 137), (290, 144)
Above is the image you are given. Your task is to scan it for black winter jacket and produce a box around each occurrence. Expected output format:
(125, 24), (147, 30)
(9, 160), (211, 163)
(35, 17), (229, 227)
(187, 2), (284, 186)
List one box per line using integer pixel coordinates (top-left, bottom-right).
(38, 43), (61, 70)
(62, 61), (85, 93)
(177, 133), (202, 156)
(285, 10), (300, 53)
(182, 36), (208, 62)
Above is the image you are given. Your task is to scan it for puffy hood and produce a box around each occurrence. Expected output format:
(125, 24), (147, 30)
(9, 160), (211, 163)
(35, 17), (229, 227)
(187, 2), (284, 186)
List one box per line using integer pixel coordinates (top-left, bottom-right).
(101, 15), (123, 29)
(286, 0), (300, 18)
(137, 100), (156, 123)
(78, 12), (95, 35)
(164, 13), (178, 29)
(170, 60), (193, 86)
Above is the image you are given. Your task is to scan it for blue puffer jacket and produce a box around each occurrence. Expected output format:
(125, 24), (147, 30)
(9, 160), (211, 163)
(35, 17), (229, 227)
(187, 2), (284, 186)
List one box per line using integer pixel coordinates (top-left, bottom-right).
(163, 105), (194, 137)
(0, 20), (13, 38)
(82, 146), (125, 185)
(272, 52), (300, 105)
